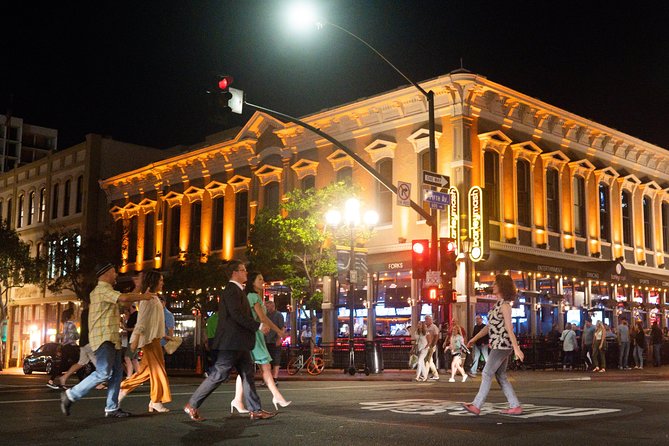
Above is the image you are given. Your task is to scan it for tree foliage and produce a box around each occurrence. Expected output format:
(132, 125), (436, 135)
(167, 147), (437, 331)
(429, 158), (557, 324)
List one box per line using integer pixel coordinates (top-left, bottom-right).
(164, 253), (230, 292)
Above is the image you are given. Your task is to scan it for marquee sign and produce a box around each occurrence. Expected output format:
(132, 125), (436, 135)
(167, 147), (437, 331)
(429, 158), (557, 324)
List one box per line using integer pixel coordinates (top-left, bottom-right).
(448, 187), (459, 251)
(468, 186), (489, 262)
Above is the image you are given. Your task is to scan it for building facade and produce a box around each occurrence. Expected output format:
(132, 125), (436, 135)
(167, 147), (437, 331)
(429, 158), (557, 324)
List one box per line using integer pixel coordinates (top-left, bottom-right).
(1, 134), (174, 367)
(1, 114), (57, 173)
(100, 72), (669, 347)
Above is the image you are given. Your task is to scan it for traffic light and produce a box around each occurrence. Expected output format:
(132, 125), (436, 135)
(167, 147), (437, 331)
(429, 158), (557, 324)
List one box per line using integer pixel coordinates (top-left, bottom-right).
(440, 237), (457, 278)
(424, 286), (439, 302)
(411, 239), (429, 279)
(210, 75), (244, 115)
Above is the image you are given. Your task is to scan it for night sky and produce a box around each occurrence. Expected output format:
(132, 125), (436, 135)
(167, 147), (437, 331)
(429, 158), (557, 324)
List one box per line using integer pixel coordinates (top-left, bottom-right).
(3, 1), (669, 151)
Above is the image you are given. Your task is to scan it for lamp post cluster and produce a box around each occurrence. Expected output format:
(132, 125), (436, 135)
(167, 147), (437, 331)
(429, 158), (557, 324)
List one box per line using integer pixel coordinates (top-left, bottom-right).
(325, 198), (378, 375)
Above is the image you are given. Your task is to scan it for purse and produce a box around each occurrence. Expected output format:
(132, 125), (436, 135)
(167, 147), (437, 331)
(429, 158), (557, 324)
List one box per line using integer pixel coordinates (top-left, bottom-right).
(164, 336), (183, 355)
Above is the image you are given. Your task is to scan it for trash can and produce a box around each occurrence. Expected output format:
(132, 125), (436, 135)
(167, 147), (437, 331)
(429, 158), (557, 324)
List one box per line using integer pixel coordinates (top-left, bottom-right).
(364, 340), (384, 374)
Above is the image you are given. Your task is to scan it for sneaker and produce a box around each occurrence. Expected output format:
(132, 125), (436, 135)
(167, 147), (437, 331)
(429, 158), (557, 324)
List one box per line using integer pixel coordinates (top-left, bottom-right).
(500, 406), (523, 415)
(462, 375), (468, 383)
(448, 378), (455, 382)
(60, 391), (72, 416)
(429, 376), (440, 380)
(46, 382), (60, 390)
(105, 409), (131, 418)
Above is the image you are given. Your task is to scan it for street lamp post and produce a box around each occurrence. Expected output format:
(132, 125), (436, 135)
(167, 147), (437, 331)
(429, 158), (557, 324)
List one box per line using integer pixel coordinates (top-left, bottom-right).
(325, 198), (378, 375)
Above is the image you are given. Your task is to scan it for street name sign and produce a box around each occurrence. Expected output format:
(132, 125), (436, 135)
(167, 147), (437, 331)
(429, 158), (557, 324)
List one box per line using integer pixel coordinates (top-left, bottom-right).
(424, 189), (451, 206)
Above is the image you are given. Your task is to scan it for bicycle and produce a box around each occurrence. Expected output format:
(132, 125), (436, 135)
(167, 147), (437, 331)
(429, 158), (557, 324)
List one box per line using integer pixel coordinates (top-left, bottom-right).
(287, 346), (325, 375)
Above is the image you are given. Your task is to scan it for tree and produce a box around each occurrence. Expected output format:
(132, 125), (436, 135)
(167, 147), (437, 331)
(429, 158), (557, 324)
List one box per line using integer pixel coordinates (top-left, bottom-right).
(43, 228), (120, 303)
(0, 220), (45, 369)
(247, 182), (359, 344)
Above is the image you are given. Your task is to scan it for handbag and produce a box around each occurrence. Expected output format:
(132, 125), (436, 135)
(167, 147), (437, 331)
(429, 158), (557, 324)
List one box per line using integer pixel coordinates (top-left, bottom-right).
(409, 353), (419, 369)
(164, 336), (183, 355)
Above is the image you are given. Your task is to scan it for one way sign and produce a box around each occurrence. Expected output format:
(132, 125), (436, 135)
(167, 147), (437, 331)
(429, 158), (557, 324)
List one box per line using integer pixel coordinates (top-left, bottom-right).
(422, 171), (450, 188)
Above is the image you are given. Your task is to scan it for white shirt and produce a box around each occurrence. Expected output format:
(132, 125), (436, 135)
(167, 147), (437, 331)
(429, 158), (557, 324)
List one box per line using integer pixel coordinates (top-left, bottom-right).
(130, 296), (165, 349)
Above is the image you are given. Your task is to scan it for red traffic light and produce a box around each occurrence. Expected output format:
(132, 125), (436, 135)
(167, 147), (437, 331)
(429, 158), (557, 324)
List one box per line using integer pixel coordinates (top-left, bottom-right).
(411, 239), (429, 280)
(218, 75), (233, 90)
(412, 241), (426, 254)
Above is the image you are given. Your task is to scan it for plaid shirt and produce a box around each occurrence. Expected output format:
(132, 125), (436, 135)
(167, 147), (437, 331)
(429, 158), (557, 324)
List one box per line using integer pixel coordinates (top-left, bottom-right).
(88, 281), (122, 351)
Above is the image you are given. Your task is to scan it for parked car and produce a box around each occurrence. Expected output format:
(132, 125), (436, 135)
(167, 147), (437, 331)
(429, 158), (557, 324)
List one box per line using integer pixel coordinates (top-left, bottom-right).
(22, 342), (94, 380)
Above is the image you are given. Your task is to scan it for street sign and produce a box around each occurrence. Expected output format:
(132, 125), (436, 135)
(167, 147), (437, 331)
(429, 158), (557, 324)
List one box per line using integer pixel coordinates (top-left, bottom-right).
(429, 202), (446, 210)
(425, 270), (440, 286)
(422, 171), (450, 188)
(396, 181), (411, 207)
(424, 189), (451, 205)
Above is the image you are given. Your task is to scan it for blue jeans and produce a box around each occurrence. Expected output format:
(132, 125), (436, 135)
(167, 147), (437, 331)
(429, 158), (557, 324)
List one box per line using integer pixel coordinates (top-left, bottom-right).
(472, 348), (520, 409)
(66, 341), (123, 413)
(470, 344), (489, 375)
(618, 341), (630, 368)
(633, 345), (644, 368)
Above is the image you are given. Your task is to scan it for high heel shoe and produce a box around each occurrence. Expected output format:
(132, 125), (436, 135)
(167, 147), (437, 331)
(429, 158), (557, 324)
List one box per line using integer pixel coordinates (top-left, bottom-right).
(148, 402), (170, 413)
(272, 397), (292, 411)
(230, 400), (249, 414)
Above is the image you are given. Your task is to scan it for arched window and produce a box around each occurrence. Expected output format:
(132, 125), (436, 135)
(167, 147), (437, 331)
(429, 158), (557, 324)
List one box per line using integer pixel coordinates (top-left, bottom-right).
(39, 188), (46, 222)
(211, 196), (224, 251)
(621, 190), (633, 246)
(643, 196), (653, 250)
(516, 159), (531, 227)
(6, 198), (12, 228)
(17, 194), (24, 228)
(75, 175), (84, 213)
(264, 182), (280, 212)
(0, 199), (3, 223)
(663, 202), (669, 254)
(169, 206), (181, 257)
(484, 151), (500, 220)
(599, 184), (610, 242)
(336, 167), (352, 185)
(28, 191), (35, 225)
(235, 191), (249, 247)
(189, 201), (202, 253)
(573, 176), (586, 236)
(377, 158), (393, 225)
(128, 216), (138, 263)
(51, 184), (60, 219)
(546, 168), (559, 232)
(63, 179), (71, 217)
(143, 212), (155, 261)
(301, 175), (315, 191)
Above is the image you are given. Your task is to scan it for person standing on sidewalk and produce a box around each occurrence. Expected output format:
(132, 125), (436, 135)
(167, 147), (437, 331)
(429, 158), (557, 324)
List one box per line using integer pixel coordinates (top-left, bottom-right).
(463, 274), (524, 416)
(560, 323), (577, 371)
(183, 260), (274, 421)
(469, 315), (489, 376)
(581, 319), (595, 370)
(617, 319), (631, 370)
(424, 315), (440, 380)
(591, 321), (607, 372)
(650, 321), (662, 367)
(60, 262), (153, 417)
(632, 320), (645, 369)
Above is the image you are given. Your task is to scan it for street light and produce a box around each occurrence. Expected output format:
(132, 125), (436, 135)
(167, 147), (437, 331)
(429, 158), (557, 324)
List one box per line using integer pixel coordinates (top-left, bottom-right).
(287, 4), (439, 270)
(325, 198), (378, 375)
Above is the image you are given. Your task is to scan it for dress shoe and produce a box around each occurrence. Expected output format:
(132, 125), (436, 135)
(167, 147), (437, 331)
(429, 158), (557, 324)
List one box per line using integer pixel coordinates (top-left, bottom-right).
(272, 397), (292, 410)
(183, 403), (205, 421)
(148, 402), (170, 413)
(500, 406), (523, 415)
(60, 391), (72, 416)
(105, 409), (131, 418)
(249, 410), (276, 420)
(462, 403), (480, 415)
(230, 400), (249, 414)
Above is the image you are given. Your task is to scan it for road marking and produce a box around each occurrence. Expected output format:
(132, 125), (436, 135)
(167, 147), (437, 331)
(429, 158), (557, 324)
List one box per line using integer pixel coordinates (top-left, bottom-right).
(360, 399), (621, 418)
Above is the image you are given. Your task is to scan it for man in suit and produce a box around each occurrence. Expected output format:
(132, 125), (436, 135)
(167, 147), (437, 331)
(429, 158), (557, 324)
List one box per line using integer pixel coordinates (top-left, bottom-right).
(184, 260), (274, 421)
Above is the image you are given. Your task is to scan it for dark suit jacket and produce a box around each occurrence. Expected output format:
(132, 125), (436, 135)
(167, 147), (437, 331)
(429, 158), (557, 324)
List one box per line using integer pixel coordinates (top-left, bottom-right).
(212, 281), (260, 351)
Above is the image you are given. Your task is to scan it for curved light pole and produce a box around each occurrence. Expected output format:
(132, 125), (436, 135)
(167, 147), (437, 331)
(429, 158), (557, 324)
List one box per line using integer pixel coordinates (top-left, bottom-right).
(287, 4), (438, 270)
(325, 198), (378, 375)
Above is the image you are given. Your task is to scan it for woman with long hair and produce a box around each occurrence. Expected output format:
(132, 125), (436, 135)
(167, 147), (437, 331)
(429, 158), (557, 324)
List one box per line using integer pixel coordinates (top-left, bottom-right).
(591, 321), (607, 372)
(448, 324), (468, 383)
(230, 271), (290, 413)
(119, 270), (172, 413)
(463, 274), (525, 416)
(413, 321), (429, 382)
(632, 320), (645, 369)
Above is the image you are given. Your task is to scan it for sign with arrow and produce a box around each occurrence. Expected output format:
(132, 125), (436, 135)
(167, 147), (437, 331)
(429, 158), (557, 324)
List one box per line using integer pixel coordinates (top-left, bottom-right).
(422, 171), (450, 189)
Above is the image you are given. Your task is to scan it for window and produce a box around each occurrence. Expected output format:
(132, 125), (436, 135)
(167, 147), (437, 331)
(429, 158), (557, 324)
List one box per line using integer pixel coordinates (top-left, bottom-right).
(75, 176), (84, 213)
(546, 168), (559, 232)
(28, 191), (35, 225)
(0, 199), (3, 223)
(36, 242), (42, 259)
(643, 196), (653, 250)
(621, 190), (633, 246)
(17, 194), (24, 228)
(235, 191), (249, 246)
(663, 202), (669, 253)
(39, 188), (46, 222)
(264, 182), (280, 212)
(302, 175), (315, 191)
(143, 213), (155, 261)
(51, 184), (60, 219)
(7, 198), (13, 228)
(211, 196), (224, 251)
(189, 201), (202, 253)
(377, 158), (393, 225)
(336, 167), (352, 185)
(516, 159), (531, 227)
(63, 180), (71, 217)
(483, 151), (500, 220)
(128, 216), (138, 263)
(573, 176), (586, 236)
(599, 184), (610, 242)
(169, 206), (181, 257)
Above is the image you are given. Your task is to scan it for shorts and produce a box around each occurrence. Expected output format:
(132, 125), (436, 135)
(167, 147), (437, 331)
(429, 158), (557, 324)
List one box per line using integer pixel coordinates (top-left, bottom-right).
(123, 346), (139, 360)
(266, 344), (282, 366)
(77, 344), (97, 367)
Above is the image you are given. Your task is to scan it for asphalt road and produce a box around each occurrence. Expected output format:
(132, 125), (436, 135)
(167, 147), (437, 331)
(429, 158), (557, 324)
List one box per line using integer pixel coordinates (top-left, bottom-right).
(1, 369), (668, 445)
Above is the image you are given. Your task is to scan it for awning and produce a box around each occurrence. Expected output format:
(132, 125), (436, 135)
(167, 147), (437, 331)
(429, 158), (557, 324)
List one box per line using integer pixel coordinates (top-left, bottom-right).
(476, 250), (600, 278)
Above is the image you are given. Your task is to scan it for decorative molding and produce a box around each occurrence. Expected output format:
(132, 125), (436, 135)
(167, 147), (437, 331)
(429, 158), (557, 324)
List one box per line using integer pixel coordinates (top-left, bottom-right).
(291, 159), (319, 180)
(254, 165), (283, 186)
(228, 175), (251, 193)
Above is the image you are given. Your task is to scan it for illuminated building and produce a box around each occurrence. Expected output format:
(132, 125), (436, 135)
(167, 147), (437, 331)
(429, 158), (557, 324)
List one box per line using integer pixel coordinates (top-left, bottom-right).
(101, 72), (669, 346)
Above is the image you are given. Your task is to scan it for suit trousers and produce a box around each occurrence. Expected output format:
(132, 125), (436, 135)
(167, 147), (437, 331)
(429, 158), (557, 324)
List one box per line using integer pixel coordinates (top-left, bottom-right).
(120, 338), (171, 403)
(188, 349), (261, 412)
